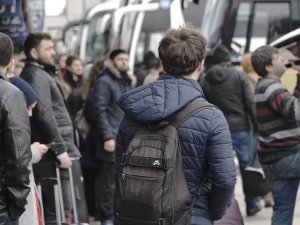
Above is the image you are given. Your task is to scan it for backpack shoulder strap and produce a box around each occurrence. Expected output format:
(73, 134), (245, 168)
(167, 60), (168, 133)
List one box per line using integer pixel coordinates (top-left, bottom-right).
(170, 101), (214, 128)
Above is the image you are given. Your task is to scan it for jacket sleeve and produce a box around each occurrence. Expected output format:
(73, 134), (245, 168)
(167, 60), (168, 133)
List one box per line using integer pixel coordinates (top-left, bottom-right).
(265, 78), (300, 122)
(240, 72), (258, 131)
(2, 91), (31, 220)
(90, 79), (115, 140)
(206, 109), (237, 220)
(24, 70), (67, 156)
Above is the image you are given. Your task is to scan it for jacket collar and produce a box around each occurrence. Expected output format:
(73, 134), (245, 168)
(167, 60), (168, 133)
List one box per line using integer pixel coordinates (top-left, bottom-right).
(103, 59), (133, 81)
(0, 73), (8, 81)
(26, 60), (58, 76)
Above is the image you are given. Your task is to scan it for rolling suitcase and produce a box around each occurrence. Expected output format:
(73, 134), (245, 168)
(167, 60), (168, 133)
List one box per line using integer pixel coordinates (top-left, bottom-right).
(54, 166), (90, 225)
(54, 167), (89, 225)
(70, 159), (89, 222)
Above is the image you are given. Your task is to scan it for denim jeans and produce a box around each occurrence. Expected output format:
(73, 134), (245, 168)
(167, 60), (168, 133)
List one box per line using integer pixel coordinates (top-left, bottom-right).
(231, 130), (257, 209)
(190, 216), (212, 225)
(262, 150), (300, 225)
(270, 178), (300, 225)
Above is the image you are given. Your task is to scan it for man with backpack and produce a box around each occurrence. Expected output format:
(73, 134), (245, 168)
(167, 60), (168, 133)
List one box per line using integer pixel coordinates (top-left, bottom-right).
(115, 26), (237, 225)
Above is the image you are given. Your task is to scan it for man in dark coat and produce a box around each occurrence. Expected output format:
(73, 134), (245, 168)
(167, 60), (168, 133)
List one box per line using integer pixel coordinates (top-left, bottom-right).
(201, 44), (261, 216)
(84, 49), (134, 225)
(0, 32), (31, 225)
(115, 27), (236, 225)
(20, 33), (81, 224)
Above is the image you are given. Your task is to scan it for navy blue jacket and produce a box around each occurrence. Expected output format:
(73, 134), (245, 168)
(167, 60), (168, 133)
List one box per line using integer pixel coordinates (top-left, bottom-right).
(116, 75), (236, 222)
(84, 68), (132, 163)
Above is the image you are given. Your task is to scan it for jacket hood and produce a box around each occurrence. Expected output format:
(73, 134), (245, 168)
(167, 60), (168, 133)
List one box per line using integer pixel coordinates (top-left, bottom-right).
(205, 64), (232, 84)
(118, 75), (205, 123)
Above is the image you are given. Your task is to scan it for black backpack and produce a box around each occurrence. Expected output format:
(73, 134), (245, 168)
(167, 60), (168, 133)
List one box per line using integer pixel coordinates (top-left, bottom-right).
(115, 101), (212, 225)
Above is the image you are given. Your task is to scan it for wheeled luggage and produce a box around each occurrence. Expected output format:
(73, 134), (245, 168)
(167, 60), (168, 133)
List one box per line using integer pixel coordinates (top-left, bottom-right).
(39, 164), (90, 225)
(70, 159), (89, 222)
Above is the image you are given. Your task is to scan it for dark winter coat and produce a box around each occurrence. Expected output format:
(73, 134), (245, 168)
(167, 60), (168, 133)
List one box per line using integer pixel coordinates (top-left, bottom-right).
(20, 61), (80, 159)
(84, 60), (133, 164)
(116, 75), (237, 222)
(201, 64), (257, 132)
(0, 74), (31, 223)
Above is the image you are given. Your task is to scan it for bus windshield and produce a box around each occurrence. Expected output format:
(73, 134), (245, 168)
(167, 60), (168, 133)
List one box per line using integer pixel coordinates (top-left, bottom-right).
(201, 0), (293, 63)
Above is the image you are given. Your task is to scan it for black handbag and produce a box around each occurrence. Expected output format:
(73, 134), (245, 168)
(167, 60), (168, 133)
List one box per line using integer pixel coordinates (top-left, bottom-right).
(241, 154), (271, 197)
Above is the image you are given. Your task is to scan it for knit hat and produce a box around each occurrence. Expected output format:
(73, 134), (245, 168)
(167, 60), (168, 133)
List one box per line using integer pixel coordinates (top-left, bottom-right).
(10, 77), (38, 107)
(210, 44), (231, 65)
(109, 49), (127, 60)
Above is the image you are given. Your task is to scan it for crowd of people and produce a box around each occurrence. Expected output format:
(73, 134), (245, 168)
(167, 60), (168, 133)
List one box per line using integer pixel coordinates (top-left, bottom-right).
(0, 24), (300, 225)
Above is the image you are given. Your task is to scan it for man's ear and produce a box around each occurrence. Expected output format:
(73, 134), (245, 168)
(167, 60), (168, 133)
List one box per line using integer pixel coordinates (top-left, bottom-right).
(8, 58), (15, 68)
(197, 60), (204, 74)
(6, 58), (15, 72)
(265, 64), (272, 74)
(30, 48), (39, 60)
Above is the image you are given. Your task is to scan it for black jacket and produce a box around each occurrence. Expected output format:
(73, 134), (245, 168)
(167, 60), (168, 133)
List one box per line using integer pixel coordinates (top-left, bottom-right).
(201, 64), (257, 132)
(0, 74), (31, 223)
(20, 61), (80, 159)
(84, 60), (133, 163)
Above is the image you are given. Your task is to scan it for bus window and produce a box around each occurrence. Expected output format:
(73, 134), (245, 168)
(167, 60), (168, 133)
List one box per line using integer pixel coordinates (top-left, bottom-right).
(231, 2), (251, 62)
(148, 32), (164, 56)
(134, 7), (170, 65)
(251, 2), (291, 49)
(86, 14), (111, 62)
(182, 0), (207, 28)
(136, 32), (146, 63)
(231, 1), (291, 62)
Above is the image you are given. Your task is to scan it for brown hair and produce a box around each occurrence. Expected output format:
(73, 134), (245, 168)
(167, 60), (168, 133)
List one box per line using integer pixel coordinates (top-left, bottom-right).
(251, 46), (278, 77)
(0, 32), (13, 67)
(158, 26), (206, 76)
(80, 55), (107, 100)
(241, 52), (255, 74)
(66, 55), (82, 67)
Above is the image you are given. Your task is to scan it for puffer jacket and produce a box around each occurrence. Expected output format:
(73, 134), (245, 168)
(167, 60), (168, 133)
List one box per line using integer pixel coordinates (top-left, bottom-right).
(20, 61), (80, 158)
(83, 60), (133, 163)
(201, 64), (257, 132)
(0, 74), (31, 223)
(116, 75), (237, 222)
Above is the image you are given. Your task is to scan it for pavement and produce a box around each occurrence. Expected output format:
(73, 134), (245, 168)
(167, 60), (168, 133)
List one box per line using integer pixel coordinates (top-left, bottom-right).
(235, 173), (300, 225)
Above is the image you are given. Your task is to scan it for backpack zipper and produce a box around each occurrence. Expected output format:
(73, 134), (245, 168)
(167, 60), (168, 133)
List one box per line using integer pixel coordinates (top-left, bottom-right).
(121, 173), (163, 182)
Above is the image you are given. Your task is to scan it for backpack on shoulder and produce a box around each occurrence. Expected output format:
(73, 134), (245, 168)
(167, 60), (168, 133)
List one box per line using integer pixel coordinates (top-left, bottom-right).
(115, 101), (212, 225)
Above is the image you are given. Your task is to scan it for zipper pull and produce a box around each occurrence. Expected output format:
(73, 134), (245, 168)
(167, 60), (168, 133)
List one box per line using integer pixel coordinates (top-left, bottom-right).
(121, 174), (126, 181)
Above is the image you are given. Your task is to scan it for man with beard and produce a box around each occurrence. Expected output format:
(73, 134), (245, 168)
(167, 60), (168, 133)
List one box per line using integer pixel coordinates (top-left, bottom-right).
(20, 33), (81, 224)
(84, 49), (135, 225)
